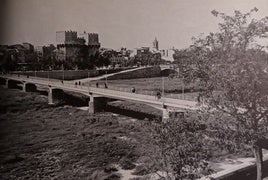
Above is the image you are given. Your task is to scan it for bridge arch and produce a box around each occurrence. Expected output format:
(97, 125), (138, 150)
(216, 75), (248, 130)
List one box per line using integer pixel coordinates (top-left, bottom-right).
(23, 83), (37, 92)
(6, 79), (24, 89)
(160, 69), (178, 77)
(48, 88), (65, 104)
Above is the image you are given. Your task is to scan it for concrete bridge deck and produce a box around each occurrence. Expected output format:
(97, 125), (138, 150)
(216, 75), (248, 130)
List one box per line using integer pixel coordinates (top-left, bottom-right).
(0, 74), (198, 117)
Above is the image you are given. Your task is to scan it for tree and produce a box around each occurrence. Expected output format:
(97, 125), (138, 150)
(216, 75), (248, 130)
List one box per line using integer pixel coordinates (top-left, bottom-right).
(139, 114), (212, 180)
(182, 8), (268, 180)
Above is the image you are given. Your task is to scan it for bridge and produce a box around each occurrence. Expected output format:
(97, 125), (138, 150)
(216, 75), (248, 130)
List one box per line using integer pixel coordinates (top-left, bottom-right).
(0, 74), (198, 119)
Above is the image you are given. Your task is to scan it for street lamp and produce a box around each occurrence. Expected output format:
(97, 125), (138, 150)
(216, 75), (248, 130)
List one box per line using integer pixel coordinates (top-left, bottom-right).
(62, 64), (64, 83)
(162, 76), (165, 98)
(162, 76), (165, 108)
(88, 71), (89, 91)
(176, 67), (184, 100)
(105, 70), (108, 85)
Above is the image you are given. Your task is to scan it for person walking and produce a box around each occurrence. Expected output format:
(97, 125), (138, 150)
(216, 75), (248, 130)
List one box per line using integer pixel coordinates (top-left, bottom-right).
(131, 87), (136, 93)
(96, 82), (99, 88)
(104, 83), (108, 88)
(156, 91), (161, 99)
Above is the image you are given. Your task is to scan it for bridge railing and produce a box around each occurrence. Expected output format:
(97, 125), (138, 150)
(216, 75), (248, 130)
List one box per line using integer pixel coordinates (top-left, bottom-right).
(1, 74), (197, 108)
(2, 73), (197, 101)
(3, 74), (62, 83)
(87, 83), (197, 101)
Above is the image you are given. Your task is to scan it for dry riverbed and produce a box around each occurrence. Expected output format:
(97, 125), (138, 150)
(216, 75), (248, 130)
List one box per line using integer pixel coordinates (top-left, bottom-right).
(0, 87), (148, 179)
(0, 86), (256, 180)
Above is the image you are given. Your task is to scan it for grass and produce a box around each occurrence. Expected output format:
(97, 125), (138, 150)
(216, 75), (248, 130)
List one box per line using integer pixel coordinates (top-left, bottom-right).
(89, 77), (199, 101)
(0, 87), (142, 179)
(0, 86), (255, 179)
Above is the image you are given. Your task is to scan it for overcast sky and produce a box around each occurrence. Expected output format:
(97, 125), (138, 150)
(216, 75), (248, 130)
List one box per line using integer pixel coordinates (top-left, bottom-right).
(0, 0), (267, 49)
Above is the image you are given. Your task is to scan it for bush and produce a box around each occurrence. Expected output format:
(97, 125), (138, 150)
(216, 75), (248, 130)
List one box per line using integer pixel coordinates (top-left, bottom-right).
(132, 164), (150, 176)
(119, 157), (136, 170)
(90, 169), (121, 180)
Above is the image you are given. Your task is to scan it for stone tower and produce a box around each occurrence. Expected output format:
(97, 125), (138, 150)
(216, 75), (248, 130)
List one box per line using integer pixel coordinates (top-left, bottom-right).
(153, 37), (159, 51)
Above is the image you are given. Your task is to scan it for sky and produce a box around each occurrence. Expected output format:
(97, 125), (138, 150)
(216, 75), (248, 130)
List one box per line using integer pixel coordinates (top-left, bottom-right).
(0, 0), (268, 50)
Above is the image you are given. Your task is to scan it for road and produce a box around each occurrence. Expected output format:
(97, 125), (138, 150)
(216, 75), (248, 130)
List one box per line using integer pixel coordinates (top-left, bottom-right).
(72, 66), (150, 83)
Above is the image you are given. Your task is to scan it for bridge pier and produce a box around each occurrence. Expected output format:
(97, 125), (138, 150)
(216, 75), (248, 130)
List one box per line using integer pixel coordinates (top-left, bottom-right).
(88, 95), (107, 114)
(0, 77), (7, 87)
(22, 83), (37, 92)
(6, 79), (20, 89)
(3, 79), (8, 88)
(48, 87), (64, 105)
(162, 109), (185, 122)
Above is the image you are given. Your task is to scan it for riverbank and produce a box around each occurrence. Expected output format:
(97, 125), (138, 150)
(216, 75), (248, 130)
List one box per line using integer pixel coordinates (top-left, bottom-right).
(0, 87), (142, 179)
(0, 87), (262, 179)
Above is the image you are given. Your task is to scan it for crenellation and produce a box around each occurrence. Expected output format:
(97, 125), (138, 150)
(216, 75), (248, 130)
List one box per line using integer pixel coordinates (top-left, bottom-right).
(56, 30), (101, 62)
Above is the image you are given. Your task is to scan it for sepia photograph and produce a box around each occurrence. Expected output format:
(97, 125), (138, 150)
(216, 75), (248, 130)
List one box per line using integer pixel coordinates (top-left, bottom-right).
(0, 0), (268, 179)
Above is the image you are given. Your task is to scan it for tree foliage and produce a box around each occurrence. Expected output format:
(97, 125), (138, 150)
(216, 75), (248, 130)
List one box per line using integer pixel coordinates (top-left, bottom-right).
(139, 115), (212, 180)
(179, 8), (268, 179)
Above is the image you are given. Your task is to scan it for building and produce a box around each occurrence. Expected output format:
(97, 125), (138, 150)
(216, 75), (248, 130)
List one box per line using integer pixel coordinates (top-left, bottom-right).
(134, 47), (161, 66)
(79, 31), (101, 56)
(153, 37), (159, 51)
(110, 48), (131, 67)
(161, 48), (175, 62)
(56, 30), (101, 62)
(22, 42), (34, 53)
(84, 33), (101, 56)
(56, 31), (84, 61)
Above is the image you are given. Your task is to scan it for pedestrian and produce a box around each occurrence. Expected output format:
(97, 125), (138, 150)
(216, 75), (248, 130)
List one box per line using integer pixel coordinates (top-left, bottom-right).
(79, 81), (81, 86)
(75, 82), (77, 87)
(61, 80), (63, 84)
(156, 91), (161, 99)
(96, 82), (99, 88)
(104, 83), (108, 88)
(131, 87), (136, 93)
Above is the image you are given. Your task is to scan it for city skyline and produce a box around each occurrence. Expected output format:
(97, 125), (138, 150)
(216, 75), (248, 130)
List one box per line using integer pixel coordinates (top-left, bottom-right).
(1, 0), (268, 50)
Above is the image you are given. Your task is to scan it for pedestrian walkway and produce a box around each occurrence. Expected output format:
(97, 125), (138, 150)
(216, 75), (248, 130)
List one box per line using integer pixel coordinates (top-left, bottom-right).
(200, 150), (268, 180)
(72, 66), (150, 83)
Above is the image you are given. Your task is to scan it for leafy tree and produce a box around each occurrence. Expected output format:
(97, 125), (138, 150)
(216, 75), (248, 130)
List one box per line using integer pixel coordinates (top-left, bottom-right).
(139, 115), (212, 180)
(94, 52), (110, 67)
(181, 8), (268, 180)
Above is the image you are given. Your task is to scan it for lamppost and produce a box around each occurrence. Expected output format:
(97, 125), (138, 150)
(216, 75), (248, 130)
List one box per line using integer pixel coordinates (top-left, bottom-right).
(162, 76), (165, 107)
(48, 66), (51, 83)
(182, 76), (185, 100)
(176, 66), (184, 100)
(162, 76), (165, 98)
(62, 64), (64, 83)
(105, 70), (108, 85)
(88, 71), (89, 91)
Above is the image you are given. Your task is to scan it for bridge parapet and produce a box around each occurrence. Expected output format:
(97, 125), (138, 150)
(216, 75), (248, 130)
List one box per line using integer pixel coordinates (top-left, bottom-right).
(0, 74), (198, 111)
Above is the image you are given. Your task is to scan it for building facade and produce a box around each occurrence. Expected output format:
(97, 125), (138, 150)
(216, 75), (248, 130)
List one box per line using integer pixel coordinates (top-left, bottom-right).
(56, 30), (100, 62)
(153, 37), (159, 51)
(79, 32), (101, 56)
